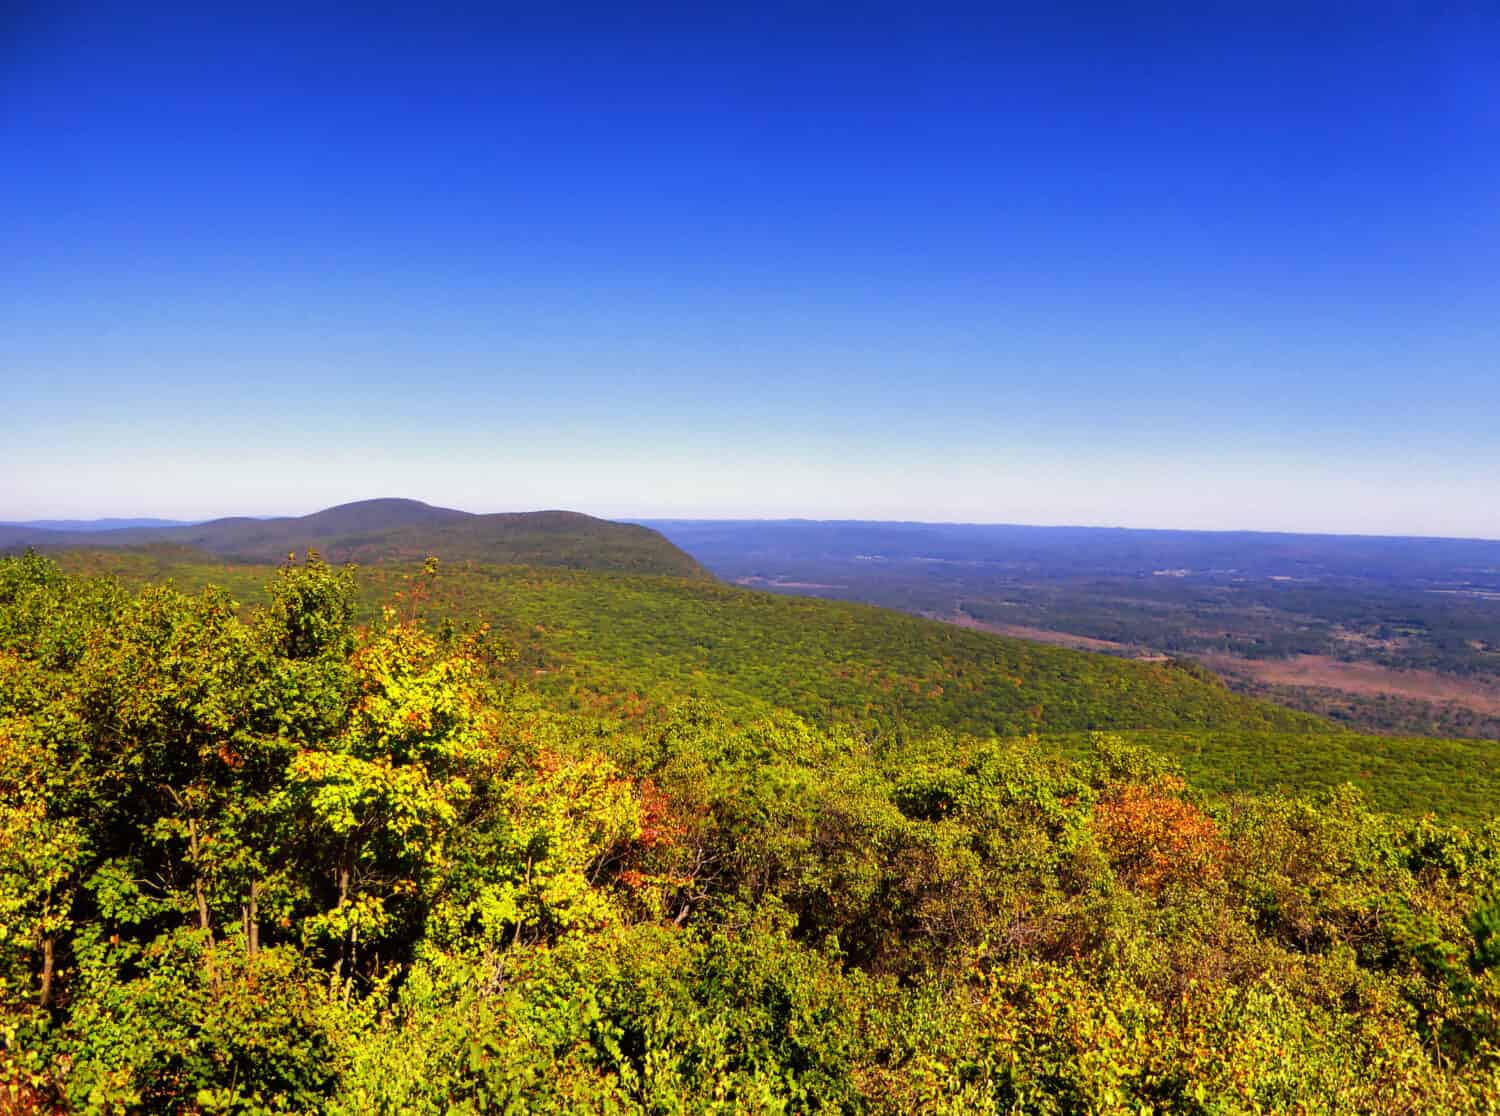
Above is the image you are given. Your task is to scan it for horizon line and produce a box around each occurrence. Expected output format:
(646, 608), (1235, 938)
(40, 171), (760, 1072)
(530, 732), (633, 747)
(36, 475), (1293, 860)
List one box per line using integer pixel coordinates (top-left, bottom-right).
(4, 497), (1499, 546)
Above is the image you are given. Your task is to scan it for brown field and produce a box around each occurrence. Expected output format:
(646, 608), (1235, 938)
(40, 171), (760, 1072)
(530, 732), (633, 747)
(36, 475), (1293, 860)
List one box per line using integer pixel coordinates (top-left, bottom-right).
(942, 613), (1132, 653)
(736, 576), (847, 590)
(1203, 654), (1500, 716)
(928, 610), (1500, 732)
(938, 610), (1500, 724)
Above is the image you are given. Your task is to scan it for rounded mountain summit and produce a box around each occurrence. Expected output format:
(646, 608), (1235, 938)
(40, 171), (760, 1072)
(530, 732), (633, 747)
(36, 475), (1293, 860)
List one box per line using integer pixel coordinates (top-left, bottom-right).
(0, 498), (709, 579)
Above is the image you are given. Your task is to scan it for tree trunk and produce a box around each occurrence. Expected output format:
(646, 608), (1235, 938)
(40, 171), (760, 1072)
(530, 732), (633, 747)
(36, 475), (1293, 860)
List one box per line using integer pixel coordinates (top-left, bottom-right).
(39, 936), (54, 1009)
(247, 879), (260, 958)
(187, 817), (218, 989)
(188, 818), (211, 934)
(336, 858), (352, 983)
(345, 921), (359, 1004)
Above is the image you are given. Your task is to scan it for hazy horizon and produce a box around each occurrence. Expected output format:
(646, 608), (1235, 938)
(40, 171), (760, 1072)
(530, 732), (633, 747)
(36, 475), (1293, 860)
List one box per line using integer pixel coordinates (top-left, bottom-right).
(5, 496), (1500, 545)
(6, 4), (1497, 536)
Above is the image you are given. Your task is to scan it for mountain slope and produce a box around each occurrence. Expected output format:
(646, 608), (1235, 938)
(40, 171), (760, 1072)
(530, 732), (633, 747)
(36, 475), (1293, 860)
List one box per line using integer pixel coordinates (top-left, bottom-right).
(402, 564), (1333, 735)
(50, 549), (1500, 820)
(1044, 728), (1500, 823)
(58, 548), (1325, 737)
(1, 498), (707, 579)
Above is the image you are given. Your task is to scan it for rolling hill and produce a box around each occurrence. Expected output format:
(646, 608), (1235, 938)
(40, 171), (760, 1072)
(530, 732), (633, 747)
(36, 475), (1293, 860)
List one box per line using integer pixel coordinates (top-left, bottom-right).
(49, 548), (1322, 737)
(0, 498), (707, 579)
(47, 549), (1500, 821)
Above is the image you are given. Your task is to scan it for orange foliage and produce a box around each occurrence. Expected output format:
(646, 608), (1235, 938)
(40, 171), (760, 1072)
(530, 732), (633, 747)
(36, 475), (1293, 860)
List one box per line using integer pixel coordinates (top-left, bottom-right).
(0, 1077), (65, 1116)
(214, 742), (244, 768)
(1094, 779), (1227, 895)
(637, 778), (684, 849)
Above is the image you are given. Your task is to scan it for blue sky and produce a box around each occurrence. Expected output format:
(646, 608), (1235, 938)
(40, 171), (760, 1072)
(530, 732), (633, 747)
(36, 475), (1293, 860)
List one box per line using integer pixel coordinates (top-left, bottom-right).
(4, 2), (1498, 536)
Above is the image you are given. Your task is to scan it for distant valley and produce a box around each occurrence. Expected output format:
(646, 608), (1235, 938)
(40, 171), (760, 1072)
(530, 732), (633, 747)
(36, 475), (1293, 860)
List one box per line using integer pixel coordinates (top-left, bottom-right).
(642, 519), (1500, 740)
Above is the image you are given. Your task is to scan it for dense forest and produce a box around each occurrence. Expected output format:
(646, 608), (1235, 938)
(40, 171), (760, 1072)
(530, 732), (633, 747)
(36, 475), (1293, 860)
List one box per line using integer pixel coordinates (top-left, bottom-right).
(49, 548), (1327, 738)
(30, 506), (1500, 742)
(4, 551), (1500, 1112)
(52, 548), (1500, 823)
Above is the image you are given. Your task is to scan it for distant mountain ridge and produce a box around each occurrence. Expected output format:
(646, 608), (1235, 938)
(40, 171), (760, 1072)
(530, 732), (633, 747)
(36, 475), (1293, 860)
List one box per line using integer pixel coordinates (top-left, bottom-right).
(2, 517), (195, 531)
(639, 519), (1500, 584)
(0, 499), (707, 579)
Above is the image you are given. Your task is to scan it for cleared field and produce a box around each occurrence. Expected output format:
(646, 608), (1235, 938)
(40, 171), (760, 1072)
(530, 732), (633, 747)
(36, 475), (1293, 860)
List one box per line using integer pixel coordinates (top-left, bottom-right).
(1207, 653), (1500, 716)
(941, 612), (1133, 652)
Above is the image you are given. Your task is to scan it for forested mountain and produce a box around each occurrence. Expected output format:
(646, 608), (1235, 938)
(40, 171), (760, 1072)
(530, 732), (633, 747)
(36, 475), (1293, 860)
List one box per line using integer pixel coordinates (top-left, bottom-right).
(48, 548), (1500, 823)
(4, 551), (1500, 1112)
(55, 547), (1325, 737)
(0, 499), (706, 579)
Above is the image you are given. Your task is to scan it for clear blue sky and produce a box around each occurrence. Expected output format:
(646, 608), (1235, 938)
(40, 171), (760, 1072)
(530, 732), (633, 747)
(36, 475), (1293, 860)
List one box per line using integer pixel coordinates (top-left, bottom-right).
(4, 2), (1498, 536)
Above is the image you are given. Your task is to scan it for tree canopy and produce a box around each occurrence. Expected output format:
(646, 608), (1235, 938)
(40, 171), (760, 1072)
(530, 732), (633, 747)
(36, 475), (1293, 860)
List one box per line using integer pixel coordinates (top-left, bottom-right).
(2, 552), (1499, 1112)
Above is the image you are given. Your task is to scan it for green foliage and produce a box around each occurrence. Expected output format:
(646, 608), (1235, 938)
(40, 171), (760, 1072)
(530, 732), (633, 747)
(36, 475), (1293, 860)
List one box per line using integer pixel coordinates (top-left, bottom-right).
(59, 935), (333, 1114)
(260, 550), (356, 661)
(4, 553), (1500, 1113)
(1048, 727), (1500, 826)
(360, 562), (1335, 753)
(54, 551), (1325, 734)
(0, 548), (125, 670)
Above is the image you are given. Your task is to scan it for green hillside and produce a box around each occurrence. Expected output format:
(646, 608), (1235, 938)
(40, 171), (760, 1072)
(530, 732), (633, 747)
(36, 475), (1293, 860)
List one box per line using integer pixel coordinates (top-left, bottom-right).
(56, 550), (1326, 737)
(0, 498), (707, 579)
(404, 564), (1330, 735)
(47, 549), (1500, 822)
(400, 564), (1500, 823)
(43, 546), (1497, 814)
(1045, 728), (1500, 825)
